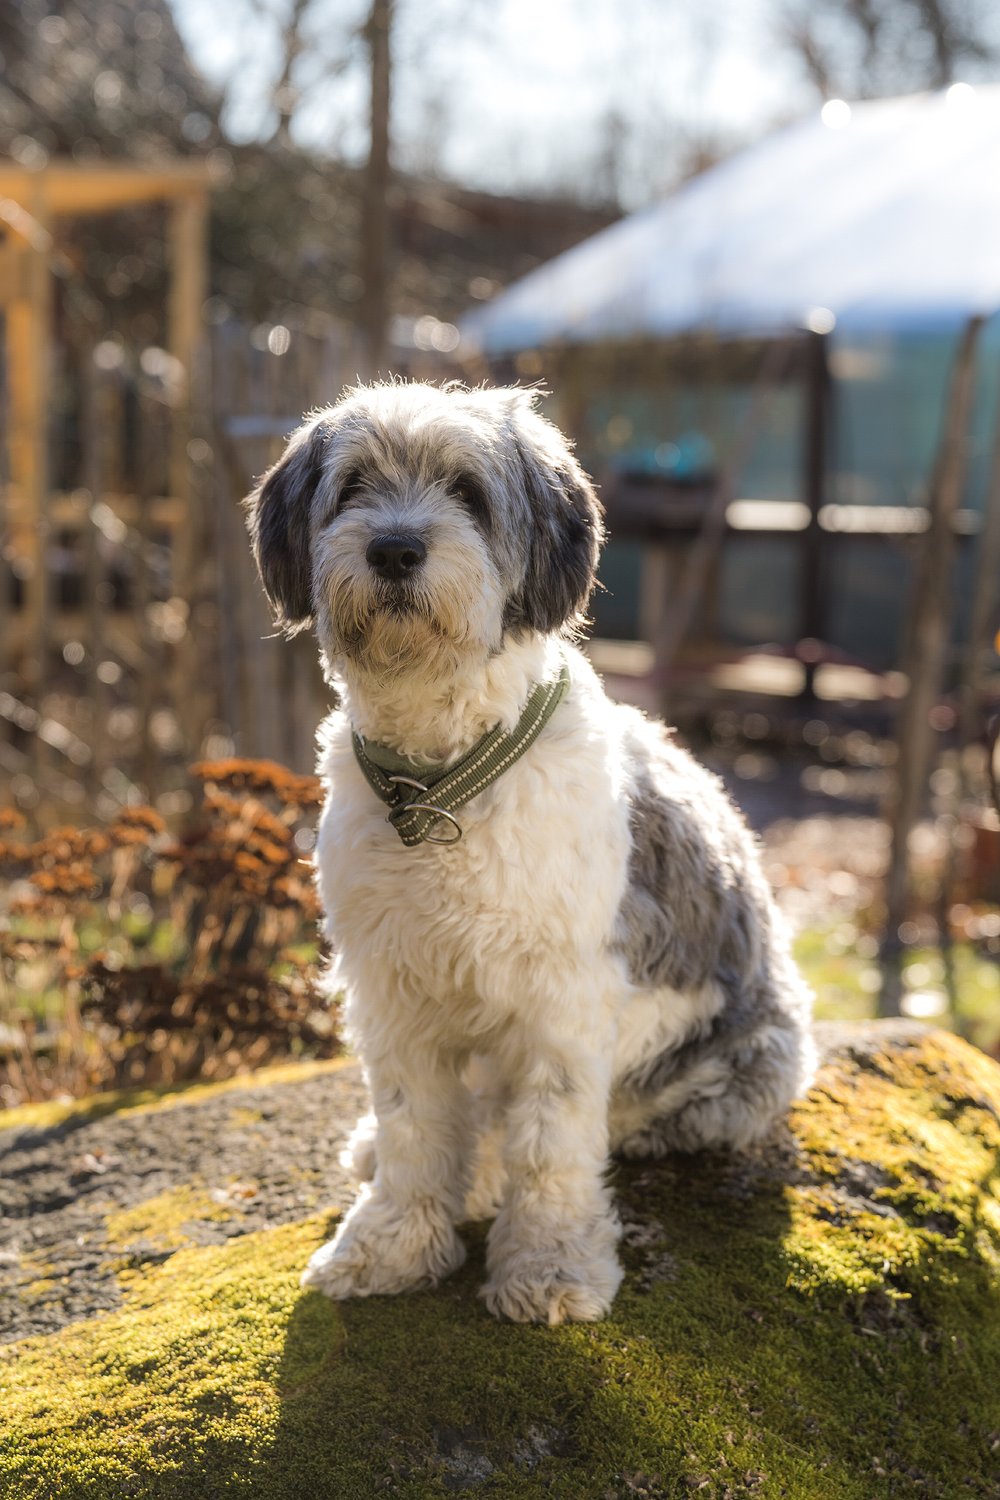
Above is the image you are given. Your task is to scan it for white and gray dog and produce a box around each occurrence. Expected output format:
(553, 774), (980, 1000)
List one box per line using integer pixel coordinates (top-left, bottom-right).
(245, 380), (815, 1325)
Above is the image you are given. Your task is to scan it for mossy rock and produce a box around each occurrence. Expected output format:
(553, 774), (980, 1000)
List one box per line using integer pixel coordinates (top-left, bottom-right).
(2, 1022), (1000, 1498)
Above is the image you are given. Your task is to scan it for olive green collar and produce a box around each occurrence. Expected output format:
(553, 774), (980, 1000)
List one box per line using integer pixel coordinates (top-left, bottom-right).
(352, 661), (571, 847)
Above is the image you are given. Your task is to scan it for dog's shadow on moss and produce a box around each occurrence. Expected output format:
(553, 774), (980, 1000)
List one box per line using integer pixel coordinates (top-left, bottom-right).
(251, 1154), (804, 1497)
(248, 1105), (1000, 1498)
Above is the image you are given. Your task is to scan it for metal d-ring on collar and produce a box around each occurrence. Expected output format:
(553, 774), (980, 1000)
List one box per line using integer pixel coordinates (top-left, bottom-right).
(351, 659), (571, 848)
(385, 774), (463, 844)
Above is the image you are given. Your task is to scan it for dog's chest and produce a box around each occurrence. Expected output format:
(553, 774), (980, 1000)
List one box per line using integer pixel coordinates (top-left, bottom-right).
(315, 722), (630, 1001)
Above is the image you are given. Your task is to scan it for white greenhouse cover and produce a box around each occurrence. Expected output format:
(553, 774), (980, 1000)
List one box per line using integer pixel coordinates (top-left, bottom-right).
(462, 87), (1000, 354)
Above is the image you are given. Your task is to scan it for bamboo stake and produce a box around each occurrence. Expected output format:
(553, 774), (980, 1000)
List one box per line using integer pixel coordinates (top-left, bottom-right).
(954, 359), (1000, 768)
(82, 358), (109, 806)
(879, 316), (984, 1017)
(933, 337), (1000, 1032)
(135, 390), (158, 798)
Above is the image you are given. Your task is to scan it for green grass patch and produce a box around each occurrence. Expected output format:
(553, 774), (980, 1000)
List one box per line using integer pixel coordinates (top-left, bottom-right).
(795, 929), (1000, 1053)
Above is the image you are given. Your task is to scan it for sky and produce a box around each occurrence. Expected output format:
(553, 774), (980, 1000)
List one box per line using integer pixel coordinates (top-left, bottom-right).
(170, 0), (815, 207)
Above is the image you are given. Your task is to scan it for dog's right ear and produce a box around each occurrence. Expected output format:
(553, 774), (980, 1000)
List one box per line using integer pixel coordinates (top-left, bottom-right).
(243, 416), (328, 632)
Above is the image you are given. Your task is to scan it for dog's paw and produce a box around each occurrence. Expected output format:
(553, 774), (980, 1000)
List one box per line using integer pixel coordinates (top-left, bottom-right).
(481, 1248), (623, 1325)
(302, 1191), (465, 1300)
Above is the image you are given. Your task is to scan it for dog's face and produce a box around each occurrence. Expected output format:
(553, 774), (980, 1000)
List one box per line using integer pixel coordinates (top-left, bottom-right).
(244, 382), (604, 673)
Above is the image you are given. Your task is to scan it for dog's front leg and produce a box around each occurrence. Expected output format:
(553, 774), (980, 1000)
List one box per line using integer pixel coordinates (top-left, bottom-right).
(481, 1031), (623, 1325)
(302, 1045), (467, 1300)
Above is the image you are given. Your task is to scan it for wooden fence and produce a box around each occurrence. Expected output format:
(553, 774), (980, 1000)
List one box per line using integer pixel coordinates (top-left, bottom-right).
(0, 317), (380, 821)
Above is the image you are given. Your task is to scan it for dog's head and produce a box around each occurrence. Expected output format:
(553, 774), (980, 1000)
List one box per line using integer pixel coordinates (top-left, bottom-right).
(243, 382), (604, 672)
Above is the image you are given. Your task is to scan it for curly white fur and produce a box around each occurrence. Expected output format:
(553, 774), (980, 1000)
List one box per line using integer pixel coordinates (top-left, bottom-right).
(245, 381), (816, 1325)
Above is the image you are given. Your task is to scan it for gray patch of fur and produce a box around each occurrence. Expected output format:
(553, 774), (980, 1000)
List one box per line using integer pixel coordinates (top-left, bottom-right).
(613, 719), (813, 1150)
(615, 727), (772, 995)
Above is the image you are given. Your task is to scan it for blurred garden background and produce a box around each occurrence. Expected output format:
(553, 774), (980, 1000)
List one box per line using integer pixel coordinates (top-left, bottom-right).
(3, 0), (1000, 1110)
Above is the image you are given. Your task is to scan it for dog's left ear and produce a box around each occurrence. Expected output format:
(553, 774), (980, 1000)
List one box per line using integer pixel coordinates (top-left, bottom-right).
(506, 402), (605, 634)
(244, 415), (328, 632)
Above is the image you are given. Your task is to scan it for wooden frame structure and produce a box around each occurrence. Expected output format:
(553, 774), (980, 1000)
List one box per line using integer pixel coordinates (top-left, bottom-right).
(0, 158), (214, 696)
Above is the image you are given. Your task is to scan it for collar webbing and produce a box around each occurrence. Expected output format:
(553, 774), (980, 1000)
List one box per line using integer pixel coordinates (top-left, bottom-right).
(352, 661), (571, 847)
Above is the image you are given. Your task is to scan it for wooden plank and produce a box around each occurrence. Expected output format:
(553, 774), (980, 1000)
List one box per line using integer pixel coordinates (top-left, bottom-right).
(167, 191), (209, 508)
(13, 181), (53, 704)
(134, 391), (159, 796)
(359, 0), (393, 377)
(0, 160), (217, 217)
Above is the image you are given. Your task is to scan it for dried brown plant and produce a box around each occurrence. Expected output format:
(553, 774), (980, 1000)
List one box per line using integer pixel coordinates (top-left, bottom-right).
(0, 760), (335, 1110)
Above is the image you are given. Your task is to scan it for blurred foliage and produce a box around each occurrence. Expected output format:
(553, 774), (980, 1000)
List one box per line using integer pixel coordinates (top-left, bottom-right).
(796, 927), (1000, 1054)
(780, 0), (1000, 100)
(0, 0), (611, 351)
(0, 759), (336, 1110)
(0, 1), (219, 160)
(0, 0), (219, 343)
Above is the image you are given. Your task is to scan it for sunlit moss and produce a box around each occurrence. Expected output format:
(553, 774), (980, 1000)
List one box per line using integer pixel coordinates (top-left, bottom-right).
(105, 1185), (236, 1263)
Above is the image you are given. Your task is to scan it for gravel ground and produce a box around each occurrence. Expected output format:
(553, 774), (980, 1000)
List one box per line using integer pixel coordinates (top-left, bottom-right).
(0, 1064), (369, 1345)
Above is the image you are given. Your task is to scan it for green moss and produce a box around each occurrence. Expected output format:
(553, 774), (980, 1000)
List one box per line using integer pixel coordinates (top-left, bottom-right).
(3, 1029), (1000, 1498)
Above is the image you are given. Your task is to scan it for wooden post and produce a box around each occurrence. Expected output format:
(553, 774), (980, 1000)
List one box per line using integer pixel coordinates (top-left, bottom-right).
(638, 543), (674, 649)
(879, 316), (983, 1016)
(167, 190), (209, 501)
(6, 180), (53, 703)
(0, 242), (15, 701)
(167, 188), (210, 758)
(800, 331), (829, 700)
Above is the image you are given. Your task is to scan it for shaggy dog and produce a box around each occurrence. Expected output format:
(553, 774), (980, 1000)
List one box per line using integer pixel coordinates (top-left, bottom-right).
(245, 381), (815, 1325)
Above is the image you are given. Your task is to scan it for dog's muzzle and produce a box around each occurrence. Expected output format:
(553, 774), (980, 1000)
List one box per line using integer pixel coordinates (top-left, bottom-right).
(365, 532), (426, 581)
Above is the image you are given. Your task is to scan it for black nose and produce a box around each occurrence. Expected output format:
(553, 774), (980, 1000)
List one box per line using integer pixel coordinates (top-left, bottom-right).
(365, 533), (427, 581)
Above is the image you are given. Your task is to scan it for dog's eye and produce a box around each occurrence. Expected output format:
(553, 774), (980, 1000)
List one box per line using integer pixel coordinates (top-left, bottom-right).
(453, 476), (483, 511)
(337, 471), (364, 509)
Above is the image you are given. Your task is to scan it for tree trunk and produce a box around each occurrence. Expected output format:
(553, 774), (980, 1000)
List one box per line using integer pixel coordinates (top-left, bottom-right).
(360, 0), (392, 379)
